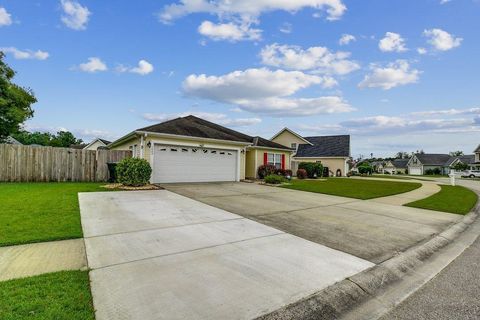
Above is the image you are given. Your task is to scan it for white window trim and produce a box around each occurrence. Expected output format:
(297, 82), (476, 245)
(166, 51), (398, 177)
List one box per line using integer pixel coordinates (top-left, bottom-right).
(267, 152), (283, 168)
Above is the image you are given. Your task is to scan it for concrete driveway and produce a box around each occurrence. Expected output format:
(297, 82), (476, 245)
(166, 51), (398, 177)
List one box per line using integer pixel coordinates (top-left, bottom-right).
(79, 190), (373, 320)
(164, 182), (461, 264)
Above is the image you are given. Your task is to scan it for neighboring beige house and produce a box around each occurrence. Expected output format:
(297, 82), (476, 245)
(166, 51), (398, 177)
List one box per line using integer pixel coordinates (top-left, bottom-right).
(383, 159), (408, 174)
(83, 138), (111, 150)
(407, 153), (477, 175)
(474, 145), (480, 169)
(271, 128), (351, 177)
(109, 115), (292, 183)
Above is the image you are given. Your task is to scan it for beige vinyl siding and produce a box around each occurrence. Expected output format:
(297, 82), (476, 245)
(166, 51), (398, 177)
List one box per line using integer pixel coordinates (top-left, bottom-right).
(246, 148), (291, 178)
(271, 130), (306, 149)
(84, 140), (106, 150)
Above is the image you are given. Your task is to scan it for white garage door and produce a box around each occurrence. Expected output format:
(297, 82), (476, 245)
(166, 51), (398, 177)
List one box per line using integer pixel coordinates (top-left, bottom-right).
(152, 145), (238, 183)
(409, 167), (422, 175)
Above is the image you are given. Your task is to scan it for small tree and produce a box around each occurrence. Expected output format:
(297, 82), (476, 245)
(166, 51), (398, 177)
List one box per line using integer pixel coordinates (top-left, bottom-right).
(358, 163), (373, 175)
(0, 52), (37, 142)
(449, 151), (464, 157)
(453, 162), (469, 171)
(298, 162), (323, 178)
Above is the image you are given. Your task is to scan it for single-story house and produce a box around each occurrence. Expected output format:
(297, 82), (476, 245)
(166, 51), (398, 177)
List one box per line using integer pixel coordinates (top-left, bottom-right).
(109, 115), (292, 183)
(83, 138), (112, 150)
(270, 128), (350, 177)
(407, 153), (477, 175)
(473, 145), (480, 169)
(370, 161), (385, 173)
(383, 159), (408, 174)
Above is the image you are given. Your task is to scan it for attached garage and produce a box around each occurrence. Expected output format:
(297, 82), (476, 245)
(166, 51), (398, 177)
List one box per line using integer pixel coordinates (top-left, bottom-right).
(409, 167), (422, 175)
(152, 145), (238, 183)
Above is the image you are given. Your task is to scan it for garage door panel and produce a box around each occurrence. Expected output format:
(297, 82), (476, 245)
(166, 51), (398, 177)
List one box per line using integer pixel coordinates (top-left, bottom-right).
(153, 145), (237, 183)
(409, 167), (422, 175)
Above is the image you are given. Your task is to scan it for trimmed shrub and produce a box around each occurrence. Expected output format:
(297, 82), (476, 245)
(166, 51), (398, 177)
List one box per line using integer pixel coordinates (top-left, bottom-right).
(433, 168), (442, 175)
(275, 168), (286, 176)
(258, 164), (276, 179)
(298, 162), (323, 178)
(116, 157), (152, 186)
(284, 169), (293, 177)
(425, 169), (434, 175)
(264, 174), (285, 184)
(296, 169), (308, 179)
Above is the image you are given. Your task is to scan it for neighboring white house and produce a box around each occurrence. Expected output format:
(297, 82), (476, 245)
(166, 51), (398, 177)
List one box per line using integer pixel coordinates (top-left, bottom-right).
(407, 153), (476, 175)
(83, 138), (111, 150)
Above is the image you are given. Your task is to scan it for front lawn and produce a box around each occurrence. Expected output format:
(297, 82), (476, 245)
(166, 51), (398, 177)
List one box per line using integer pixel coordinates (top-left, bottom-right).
(0, 271), (94, 320)
(281, 178), (422, 200)
(405, 185), (478, 215)
(0, 182), (113, 247)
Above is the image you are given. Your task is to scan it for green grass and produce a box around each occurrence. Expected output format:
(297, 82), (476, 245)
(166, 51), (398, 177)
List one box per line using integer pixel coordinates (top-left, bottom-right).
(281, 178), (422, 200)
(0, 271), (94, 320)
(405, 185), (478, 215)
(0, 182), (113, 247)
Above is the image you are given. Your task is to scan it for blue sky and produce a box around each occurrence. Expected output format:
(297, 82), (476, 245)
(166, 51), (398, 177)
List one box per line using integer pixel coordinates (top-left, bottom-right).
(1, 0), (479, 158)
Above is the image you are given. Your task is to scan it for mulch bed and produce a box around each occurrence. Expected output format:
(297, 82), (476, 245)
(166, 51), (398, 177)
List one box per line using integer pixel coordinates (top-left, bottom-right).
(101, 183), (163, 190)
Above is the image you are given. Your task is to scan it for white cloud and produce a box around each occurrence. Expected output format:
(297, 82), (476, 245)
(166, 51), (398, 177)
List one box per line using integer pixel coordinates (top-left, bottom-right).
(117, 60), (154, 75)
(198, 20), (261, 42)
(0, 7), (12, 26)
(358, 60), (420, 90)
(379, 32), (407, 52)
(159, 0), (347, 23)
(182, 68), (353, 116)
(411, 107), (480, 117)
(260, 43), (360, 75)
(440, 0), (451, 4)
(423, 28), (462, 51)
(77, 57), (107, 73)
(339, 34), (356, 45)
(142, 112), (261, 127)
(417, 47), (427, 55)
(1, 47), (49, 60)
(301, 115), (480, 136)
(279, 22), (292, 34)
(60, 0), (91, 30)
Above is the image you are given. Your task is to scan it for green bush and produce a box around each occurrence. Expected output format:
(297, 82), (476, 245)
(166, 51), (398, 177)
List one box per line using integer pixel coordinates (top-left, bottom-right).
(425, 169), (434, 175)
(298, 162), (323, 178)
(257, 164), (277, 179)
(264, 174), (286, 184)
(358, 163), (373, 175)
(116, 157), (152, 186)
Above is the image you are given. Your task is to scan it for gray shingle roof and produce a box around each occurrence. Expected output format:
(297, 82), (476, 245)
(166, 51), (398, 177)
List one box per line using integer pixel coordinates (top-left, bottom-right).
(295, 135), (350, 157)
(415, 154), (452, 165)
(252, 136), (292, 150)
(475, 145), (480, 153)
(455, 155), (475, 165)
(392, 159), (409, 169)
(137, 115), (291, 150)
(99, 138), (111, 145)
(6, 136), (22, 145)
(138, 115), (253, 143)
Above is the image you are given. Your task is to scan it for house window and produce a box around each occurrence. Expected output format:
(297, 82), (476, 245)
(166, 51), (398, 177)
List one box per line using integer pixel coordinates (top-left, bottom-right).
(267, 153), (282, 169)
(131, 144), (138, 157)
(291, 143), (297, 149)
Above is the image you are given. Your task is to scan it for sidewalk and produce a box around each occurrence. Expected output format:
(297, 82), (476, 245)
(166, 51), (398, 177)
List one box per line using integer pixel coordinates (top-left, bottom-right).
(0, 239), (86, 281)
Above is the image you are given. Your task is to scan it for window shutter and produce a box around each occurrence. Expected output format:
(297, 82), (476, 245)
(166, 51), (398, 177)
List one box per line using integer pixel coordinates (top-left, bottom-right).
(281, 154), (285, 169)
(264, 153), (268, 165)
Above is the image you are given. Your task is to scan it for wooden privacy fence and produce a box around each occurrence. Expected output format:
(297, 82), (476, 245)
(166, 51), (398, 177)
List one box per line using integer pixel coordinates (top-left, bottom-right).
(0, 144), (131, 182)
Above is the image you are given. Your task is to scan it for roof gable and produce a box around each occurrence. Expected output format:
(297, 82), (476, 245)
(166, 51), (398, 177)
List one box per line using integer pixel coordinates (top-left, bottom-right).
(270, 128), (312, 145)
(295, 135), (350, 158)
(251, 136), (293, 151)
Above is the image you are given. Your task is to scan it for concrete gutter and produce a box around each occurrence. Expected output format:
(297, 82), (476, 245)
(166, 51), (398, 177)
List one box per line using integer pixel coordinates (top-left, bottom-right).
(256, 195), (480, 320)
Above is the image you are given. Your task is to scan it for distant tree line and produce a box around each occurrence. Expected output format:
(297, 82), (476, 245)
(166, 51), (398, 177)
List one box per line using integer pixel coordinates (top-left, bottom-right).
(11, 130), (83, 148)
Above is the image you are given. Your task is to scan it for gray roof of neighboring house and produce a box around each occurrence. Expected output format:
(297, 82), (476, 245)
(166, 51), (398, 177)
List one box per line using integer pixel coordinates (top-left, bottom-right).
(392, 159), (409, 169)
(295, 135), (350, 157)
(136, 115), (291, 150)
(98, 139), (111, 145)
(475, 145), (480, 153)
(450, 155), (476, 165)
(252, 136), (292, 151)
(6, 136), (22, 145)
(414, 153), (452, 166)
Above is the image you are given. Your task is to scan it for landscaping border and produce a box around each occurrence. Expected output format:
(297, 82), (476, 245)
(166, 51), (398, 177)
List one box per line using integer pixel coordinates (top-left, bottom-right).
(256, 193), (480, 320)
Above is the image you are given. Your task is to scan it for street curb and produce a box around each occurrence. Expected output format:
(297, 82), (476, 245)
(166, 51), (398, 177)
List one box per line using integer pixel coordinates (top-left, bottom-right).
(256, 198), (480, 320)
